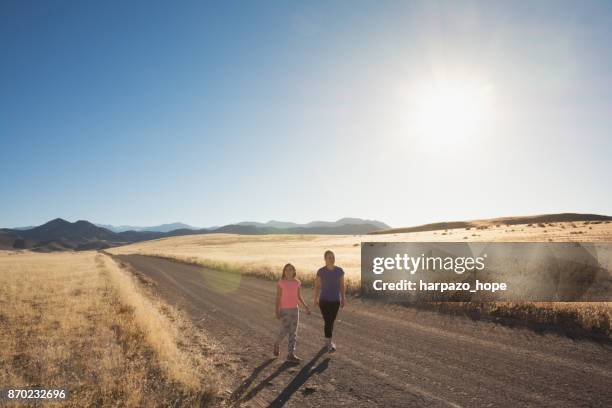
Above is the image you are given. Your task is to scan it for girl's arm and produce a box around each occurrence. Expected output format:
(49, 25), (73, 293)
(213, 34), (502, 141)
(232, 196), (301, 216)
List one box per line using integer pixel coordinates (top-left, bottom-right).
(339, 275), (346, 308)
(275, 284), (282, 319)
(313, 276), (321, 306)
(298, 287), (311, 314)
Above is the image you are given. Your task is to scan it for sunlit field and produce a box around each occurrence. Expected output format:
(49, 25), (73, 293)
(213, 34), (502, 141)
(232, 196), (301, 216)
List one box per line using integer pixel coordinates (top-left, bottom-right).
(108, 221), (612, 336)
(109, 221), (612, 283)
(0, 251), (223, 407)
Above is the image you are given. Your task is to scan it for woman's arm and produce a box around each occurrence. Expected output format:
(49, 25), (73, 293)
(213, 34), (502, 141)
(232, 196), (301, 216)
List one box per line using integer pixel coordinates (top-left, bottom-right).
(275, 284), (282, 319)
(339, 275), (346, 308)
(298, 287), (311, 314)
(313, 276), (321, 306)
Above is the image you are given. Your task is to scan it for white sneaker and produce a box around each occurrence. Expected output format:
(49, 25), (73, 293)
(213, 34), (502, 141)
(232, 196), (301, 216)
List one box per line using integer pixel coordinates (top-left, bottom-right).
(328, 342), (336, 353)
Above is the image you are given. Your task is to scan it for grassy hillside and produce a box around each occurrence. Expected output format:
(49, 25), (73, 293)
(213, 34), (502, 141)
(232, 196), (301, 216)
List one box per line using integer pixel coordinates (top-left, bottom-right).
(0, 251), (225, 407)
(109, 220), (612, 284)
(372, 213), (612, 235)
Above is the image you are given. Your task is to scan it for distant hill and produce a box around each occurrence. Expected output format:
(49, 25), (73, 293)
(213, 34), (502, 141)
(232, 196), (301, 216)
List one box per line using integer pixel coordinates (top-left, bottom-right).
(371, 213), (612, 235)
(237, 220), (301, 229)
(303, 218), (390, 230)
(0, 217), (390, 251)
(0, 219), (123, 251)
(235, 218), (390, 231)
(213, 222), (386, 235)
(96, 222), (199, 233)
(20, 219), (117, 241)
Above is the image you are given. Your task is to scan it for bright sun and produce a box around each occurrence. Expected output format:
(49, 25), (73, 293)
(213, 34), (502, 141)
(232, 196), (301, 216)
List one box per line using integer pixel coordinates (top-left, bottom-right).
(412, 79), (492, 144)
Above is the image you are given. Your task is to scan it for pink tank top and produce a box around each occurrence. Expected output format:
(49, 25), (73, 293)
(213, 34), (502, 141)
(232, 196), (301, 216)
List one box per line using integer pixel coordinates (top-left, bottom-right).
(278, 279), (300, 309)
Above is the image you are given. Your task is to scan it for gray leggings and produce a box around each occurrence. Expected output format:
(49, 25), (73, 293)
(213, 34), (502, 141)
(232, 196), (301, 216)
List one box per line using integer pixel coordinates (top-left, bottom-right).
(275, 308), (299, 353)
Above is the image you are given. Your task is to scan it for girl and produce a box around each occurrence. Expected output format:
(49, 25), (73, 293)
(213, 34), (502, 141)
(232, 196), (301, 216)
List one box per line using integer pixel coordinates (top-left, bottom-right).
(313, 250), (345, 353)
(274, 263), (311, 362)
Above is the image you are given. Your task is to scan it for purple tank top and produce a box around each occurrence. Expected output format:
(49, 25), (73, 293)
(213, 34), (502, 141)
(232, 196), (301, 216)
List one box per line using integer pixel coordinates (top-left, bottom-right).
(317, 266), (344, 301)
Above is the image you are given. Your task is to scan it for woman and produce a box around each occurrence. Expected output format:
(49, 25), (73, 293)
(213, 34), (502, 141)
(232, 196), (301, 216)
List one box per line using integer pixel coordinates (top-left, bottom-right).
(313, 250), (345, 352)
(274, 263), (311, 362)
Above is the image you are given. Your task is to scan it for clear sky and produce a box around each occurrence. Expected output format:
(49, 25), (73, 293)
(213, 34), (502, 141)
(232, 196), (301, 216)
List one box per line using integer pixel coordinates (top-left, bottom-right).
(1, 0), (611, 228)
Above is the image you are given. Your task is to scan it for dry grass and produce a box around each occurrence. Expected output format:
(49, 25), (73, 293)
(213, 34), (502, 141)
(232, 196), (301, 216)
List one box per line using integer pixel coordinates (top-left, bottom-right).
(0, 251), (224, 407)
(110, 233), (363, 287)
(108, 221), (612, 287)
(108, 221), (612, 336)
(416, 301), (611, 337)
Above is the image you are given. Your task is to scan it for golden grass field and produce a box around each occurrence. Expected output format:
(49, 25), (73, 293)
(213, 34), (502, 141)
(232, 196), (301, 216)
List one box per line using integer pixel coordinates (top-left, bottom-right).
(108, 220), (612, 336)
(108, 220), (612, 284)
(0, 251), (224, 407)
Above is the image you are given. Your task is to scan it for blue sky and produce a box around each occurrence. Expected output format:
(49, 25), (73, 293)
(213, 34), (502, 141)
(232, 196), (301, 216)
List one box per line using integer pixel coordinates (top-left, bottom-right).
(1, 0), (611, 228)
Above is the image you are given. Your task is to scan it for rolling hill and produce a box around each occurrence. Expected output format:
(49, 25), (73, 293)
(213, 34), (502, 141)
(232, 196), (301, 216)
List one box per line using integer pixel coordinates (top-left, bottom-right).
(1, 219), (123, 251)
(371, 213), (612, 235)
(96, 222), (200, 233)
(237, 218), (390, 230)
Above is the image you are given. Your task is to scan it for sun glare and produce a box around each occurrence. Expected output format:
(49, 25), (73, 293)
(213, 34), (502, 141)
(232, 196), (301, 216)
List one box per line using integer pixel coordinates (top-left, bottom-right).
(412, 80), (492, 145)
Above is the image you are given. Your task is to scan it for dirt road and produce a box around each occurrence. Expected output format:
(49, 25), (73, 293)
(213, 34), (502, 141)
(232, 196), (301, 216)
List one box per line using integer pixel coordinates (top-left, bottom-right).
(116, 255), (612, 408)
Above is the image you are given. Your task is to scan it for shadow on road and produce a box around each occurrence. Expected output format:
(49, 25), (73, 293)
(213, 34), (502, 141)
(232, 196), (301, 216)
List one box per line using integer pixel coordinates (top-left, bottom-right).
(230, 347), (330, 406)
(268, 347), (330, 407)
(240, 360), (294, 403)
(229, 358), (275, 403)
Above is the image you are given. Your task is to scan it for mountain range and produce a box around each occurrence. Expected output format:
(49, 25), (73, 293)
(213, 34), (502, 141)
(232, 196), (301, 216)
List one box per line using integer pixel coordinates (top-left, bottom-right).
(0, 217), (390, 252)
(94, 222), (199, 233)
(236, 218), (389, 230)
(3, 213), (609, 253)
